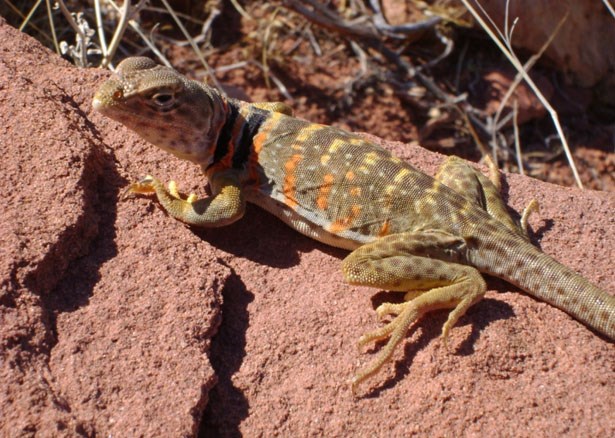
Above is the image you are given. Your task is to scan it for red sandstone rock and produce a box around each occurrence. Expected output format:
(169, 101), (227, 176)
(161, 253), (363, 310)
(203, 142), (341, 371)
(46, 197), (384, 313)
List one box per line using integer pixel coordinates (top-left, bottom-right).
(0, 19), (221, 436)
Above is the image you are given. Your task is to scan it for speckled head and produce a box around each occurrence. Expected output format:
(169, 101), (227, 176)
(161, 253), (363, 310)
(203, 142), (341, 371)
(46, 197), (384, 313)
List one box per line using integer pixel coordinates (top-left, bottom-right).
(93, 57), (226, 164)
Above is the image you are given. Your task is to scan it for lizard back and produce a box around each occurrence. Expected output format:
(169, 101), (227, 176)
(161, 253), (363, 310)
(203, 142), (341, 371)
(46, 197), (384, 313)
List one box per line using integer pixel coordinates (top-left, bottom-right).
(240, 108), (491, 251)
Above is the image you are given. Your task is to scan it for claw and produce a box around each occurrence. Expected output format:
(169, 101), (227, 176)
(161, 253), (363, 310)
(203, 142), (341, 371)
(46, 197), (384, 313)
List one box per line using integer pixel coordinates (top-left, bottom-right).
(126, 183), (155, 195)
(358, 319), (396, 348)
(166, 180), (198, 203)
(123, 175), (158, 199)
(483, 154), (502, 191)
(168, 180), (180, 198)
(350, 376), (361, 396)
(121, 185), (135, 200)
(351, 301), (422, 391)
(140, 174), (155, 184)
(376, 302), (403, 319)
(521, 199), (540, 234)
(186, 193), (198, 204)
(441, 334), (450, 351)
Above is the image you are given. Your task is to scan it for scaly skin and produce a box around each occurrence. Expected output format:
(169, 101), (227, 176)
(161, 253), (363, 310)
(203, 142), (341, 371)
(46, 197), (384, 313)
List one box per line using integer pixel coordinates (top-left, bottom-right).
(93, 57), (615, 392)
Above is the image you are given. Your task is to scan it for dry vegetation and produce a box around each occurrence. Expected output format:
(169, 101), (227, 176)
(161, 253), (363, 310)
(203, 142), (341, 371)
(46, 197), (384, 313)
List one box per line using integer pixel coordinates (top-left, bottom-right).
(3, 0), (614, 190)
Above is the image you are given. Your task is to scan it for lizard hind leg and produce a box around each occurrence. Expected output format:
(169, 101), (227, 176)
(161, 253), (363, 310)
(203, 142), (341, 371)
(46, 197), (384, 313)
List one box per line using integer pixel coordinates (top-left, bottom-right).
(435, 155), (534, 240)
(341, 231), (487, 392)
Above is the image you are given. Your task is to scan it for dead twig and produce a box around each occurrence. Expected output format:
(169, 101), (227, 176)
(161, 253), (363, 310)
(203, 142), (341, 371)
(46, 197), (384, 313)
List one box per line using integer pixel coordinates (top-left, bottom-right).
(282, 0), (454, 104)
(461, 0), (583, 188)
(158, 0), (223, 91)
(368, 0), (441, 39)
(602, 0), (615, 19)
(512, 100), (524, 175)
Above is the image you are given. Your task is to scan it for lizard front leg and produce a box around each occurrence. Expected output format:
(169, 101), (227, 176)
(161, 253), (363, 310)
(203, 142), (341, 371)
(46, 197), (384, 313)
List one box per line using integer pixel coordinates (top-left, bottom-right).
(127, 171), (246, 227)
(341, 230), (486, 392)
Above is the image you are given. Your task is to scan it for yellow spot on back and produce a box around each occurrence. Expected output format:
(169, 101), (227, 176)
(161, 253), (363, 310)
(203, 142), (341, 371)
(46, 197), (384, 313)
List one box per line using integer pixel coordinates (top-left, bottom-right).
(364, 152), (380, 165)
(296, 126), (316, 142)
(394, 168), (411, 182)
(321, 155), (331, 165)
(329, 138), (345, 153)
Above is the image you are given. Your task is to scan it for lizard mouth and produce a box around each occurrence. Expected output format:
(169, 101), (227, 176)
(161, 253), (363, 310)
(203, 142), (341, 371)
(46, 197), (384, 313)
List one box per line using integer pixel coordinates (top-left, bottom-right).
(91, 93), (106, 111)
(92, 79), (123, 114)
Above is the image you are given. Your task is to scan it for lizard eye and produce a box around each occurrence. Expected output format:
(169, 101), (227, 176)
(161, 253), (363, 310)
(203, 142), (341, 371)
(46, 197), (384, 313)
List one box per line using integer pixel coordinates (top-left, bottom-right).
(151, 92), (175, 109)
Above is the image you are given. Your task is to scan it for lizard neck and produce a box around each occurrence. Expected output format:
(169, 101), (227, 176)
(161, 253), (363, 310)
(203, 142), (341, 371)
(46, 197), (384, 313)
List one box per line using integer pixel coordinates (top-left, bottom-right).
(204, 100), (269, 174)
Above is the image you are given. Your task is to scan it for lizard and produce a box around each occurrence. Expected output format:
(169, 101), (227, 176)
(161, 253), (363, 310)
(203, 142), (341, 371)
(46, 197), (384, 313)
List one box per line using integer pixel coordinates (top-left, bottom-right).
(93, 57), (615, 391)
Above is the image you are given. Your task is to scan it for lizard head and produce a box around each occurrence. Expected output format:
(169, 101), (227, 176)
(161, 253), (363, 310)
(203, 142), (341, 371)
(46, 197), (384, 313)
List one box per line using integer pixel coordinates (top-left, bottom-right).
(93, 57), (227, 165)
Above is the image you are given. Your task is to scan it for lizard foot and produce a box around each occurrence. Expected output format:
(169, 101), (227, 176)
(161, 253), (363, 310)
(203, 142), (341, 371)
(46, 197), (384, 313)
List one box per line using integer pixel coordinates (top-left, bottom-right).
(125, 176), (197, 203)
(351, 279), (485, 395)
(352, 300), (421, 394)
(124, 174), (158, 198)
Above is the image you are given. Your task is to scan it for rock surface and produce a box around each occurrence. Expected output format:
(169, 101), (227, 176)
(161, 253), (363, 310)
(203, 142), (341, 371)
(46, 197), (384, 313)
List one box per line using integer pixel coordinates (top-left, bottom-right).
(477, 0), (615, 93)
(1, 18), (613, 437)
(0, 19), (221, 436)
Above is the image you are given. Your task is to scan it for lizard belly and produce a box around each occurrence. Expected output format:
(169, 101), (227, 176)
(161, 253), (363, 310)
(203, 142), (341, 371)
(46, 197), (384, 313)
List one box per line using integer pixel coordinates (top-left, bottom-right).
(246, 189), (368, 250)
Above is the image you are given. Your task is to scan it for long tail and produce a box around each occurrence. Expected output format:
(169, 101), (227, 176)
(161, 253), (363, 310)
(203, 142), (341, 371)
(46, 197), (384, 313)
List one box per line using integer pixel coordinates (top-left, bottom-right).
(471, 232), (615, 339)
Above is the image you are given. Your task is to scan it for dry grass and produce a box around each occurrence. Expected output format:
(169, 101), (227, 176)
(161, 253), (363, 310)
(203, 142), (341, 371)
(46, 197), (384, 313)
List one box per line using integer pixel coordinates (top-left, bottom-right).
(3, 0), (610, 189)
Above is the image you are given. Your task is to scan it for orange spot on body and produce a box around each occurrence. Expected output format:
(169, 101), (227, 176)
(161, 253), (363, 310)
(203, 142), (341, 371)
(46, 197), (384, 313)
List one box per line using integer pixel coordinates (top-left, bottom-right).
(345, 171), (355, 181)
(329, 221), (346, 234)
(251, 112), (284, 184)
(210, 101), (236, 168)
(253, 131), (267, 154)
(283, 154), (303, 208)
(378, 220), (390, 236)
(350, 187), (361, 197)
(316, 174), (334, 210)
(219, 118), (246, 168)
(252, 112), (282, 153)
(329, 204), (362, 233)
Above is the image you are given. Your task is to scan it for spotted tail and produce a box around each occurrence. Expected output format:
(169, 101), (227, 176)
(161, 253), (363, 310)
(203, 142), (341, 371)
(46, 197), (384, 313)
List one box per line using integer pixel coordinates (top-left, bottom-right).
(471, 232), (615, 339)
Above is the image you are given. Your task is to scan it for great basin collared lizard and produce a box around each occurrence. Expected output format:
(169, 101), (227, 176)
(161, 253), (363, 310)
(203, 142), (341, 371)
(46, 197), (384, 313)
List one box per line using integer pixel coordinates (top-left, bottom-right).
(93, 57), (614, 391)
